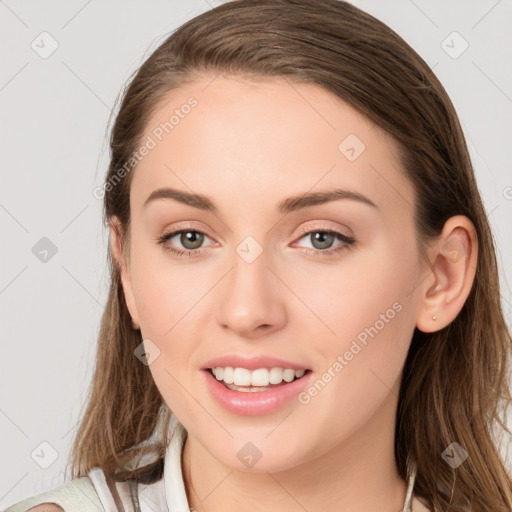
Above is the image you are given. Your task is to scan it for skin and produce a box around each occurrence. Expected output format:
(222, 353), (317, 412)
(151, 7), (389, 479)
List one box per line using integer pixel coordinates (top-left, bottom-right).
(110, 75), (478, 512)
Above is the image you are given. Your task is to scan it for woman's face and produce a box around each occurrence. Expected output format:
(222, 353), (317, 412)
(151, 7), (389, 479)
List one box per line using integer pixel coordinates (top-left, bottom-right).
(114, 75), (429, 472)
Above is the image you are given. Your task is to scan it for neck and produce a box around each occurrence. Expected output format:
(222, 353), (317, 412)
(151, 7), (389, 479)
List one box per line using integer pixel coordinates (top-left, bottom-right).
(181, 396), (407, 512)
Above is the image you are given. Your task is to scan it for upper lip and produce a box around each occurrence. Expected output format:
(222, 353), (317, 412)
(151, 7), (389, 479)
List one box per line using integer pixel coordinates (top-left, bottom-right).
(201, 355), (310, 371)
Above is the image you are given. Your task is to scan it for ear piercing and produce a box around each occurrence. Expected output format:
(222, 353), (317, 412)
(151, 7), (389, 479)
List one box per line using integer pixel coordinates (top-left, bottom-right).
(432, 315), (437, 321)
(131, 318), (140, 330)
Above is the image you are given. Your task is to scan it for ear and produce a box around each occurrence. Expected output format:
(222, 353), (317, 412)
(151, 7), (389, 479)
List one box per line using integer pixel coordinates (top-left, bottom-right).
(109, 216), (140, 329)
(415, 215), (478, 333)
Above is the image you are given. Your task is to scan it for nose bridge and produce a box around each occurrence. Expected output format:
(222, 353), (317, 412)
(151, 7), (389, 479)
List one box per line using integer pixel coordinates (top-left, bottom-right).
(217, 233), (285, 336)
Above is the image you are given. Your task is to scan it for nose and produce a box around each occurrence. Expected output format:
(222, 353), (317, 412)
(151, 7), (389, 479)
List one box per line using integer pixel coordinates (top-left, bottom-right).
(216, 245), (287, 339)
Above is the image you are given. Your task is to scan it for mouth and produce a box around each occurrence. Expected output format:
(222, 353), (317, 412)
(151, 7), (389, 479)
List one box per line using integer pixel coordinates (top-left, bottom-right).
(202, 366), (314, 416)
(205, 367), (312, 392)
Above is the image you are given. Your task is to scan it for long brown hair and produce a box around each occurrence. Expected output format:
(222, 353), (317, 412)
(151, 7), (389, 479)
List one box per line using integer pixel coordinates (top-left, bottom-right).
(67, 1), (512, 509)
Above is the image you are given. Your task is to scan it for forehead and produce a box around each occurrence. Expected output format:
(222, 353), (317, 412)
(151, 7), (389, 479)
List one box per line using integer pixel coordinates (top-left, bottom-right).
(129, 75), (415, 219)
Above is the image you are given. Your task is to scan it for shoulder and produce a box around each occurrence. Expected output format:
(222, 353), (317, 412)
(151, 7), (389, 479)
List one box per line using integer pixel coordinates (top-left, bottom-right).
(3, 476), (104, 512)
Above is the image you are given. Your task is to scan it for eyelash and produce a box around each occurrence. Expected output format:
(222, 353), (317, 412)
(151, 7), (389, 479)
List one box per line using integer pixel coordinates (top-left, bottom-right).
(157, 225), (356, 259)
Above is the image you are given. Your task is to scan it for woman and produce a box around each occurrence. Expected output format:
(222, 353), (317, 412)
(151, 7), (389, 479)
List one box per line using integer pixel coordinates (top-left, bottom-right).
(7, 0), (511, 511)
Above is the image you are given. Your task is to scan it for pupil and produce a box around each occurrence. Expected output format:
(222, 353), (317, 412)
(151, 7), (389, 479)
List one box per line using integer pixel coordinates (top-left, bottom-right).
(312, 232), (333, 250)
(182, 231), (203, 249)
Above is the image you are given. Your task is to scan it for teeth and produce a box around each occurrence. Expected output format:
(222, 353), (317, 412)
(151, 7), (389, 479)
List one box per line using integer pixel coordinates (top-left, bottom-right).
(212, 367), (306, 386)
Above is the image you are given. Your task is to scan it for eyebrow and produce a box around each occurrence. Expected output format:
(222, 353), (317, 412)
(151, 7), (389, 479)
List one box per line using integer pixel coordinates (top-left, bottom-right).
(143, 187), (378, 213)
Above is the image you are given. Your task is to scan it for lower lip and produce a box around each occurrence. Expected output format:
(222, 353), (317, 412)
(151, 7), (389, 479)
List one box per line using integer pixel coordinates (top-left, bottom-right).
(202, 369), (314, 416)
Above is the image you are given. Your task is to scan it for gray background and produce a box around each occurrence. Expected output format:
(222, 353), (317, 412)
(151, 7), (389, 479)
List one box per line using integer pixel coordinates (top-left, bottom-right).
(1, 0), (511, 508)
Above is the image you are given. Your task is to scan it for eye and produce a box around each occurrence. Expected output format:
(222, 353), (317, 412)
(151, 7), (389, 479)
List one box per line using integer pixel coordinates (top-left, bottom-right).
(157, 228), (213, 258)
(157, 225), (356, 259)
(292, 227), (356, 257)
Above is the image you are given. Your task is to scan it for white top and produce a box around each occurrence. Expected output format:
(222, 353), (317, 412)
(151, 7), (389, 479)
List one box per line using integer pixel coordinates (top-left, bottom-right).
(4, 414), (189, 512)
(3, 413), (430, 511)
(86, 412), (190, 511)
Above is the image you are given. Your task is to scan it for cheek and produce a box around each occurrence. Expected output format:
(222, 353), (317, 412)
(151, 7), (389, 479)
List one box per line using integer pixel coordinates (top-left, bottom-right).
(129, 249), (201, 414)
(298, 243), (412, 342)
(299, 283), (413, 446)
(128, 244), (218, 385)
(311, 242), (417, 391)
(129, 243), (207, 333)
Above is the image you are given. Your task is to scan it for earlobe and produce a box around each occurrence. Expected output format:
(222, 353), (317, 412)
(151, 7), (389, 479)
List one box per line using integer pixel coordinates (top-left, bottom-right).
(109, 217), (141, 329)
(416, 216), (478, 334)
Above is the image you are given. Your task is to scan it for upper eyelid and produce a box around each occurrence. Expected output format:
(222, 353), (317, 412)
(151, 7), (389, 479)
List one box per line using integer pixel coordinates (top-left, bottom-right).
(163, 219), (350, 237)
(161, 224), (352, 248)
(295, 222), (352, 237)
